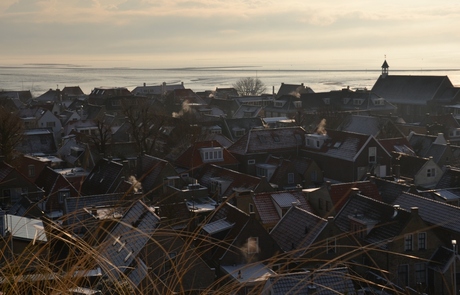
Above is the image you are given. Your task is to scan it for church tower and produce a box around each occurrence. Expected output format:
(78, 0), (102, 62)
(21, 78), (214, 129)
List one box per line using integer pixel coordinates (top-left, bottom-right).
(381, 59), (389, 78)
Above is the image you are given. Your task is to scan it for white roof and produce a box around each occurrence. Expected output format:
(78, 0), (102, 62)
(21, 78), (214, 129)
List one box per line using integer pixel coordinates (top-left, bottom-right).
(4, 215), (47, 242)
(271, 193), (300, 208)
(202, 218), (234, 235)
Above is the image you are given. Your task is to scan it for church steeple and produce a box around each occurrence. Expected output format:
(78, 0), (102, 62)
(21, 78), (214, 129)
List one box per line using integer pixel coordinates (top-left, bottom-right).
(381, 58), (389, 77)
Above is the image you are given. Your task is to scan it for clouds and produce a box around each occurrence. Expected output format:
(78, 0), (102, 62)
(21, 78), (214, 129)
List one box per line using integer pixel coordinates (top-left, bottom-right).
(1, 0), (460, 69)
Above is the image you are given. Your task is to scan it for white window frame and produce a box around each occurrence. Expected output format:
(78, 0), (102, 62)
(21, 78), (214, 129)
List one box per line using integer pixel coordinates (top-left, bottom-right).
(368, 147), (377, 163)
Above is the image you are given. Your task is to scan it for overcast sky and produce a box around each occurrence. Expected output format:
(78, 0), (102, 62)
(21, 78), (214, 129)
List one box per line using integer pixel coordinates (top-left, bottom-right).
(1, 0), (460, 69)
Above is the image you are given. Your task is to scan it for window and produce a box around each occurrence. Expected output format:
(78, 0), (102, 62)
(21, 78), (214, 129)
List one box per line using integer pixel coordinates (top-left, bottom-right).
(418, 232), (426, 250)
(247, 159), (255, 165)
(398, 264), (409, 286)
(311, 171), (317, 181)
(256, 166), (267, 177)
(318, 198), (323, 210)
(46, 121), (56, 127)
(287, 173), (294, 184)
(249, 203), (254, 213)
(201, 147), (224, 162)
(373, 98), (385, 105)
(327, 238), (336, 253)
(427, 168), (436, 177)
(368, 147), (377, 163)
(111, 99), (121, 106)
(28, 165), (35, 177)
(404, 234), (413, 251)
(353, 99), (364, 105)
(274, 101), (284, 108)
(325, 201), (330, 211)
(414, 263), (427, 285)
(234, 129), (245, 137)
(247, 237), (259, 254)
(323, 98), (330, 105)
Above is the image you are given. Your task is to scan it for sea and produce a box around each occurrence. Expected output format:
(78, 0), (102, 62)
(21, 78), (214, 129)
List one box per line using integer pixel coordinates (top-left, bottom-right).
(2, 64), (460, 97)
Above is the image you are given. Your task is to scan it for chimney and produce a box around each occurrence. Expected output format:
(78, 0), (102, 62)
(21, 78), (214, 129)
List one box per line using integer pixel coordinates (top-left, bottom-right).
(350, 187), (360, 196)
(410, 207), (419, 217)
(325, 181), (331, 191)
(143, 83), (146, 87)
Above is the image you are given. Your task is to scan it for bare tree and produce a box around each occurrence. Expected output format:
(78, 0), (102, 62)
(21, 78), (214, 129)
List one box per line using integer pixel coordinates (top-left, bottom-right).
(233, 77), (267, 96)
(122, 98), (165, 156)
(0, 107), (24, 163)
(88, 113), (113, 156)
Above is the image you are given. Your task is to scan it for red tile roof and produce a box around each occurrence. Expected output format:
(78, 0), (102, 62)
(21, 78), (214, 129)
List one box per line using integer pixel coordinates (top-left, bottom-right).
(329, 181), (382, 212)
(174, 140), (239, 169)
(253, 190), (312, 226)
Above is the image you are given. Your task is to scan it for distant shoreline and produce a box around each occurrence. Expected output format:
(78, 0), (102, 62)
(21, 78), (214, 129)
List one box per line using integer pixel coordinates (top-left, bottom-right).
(1, 64), (460, 73)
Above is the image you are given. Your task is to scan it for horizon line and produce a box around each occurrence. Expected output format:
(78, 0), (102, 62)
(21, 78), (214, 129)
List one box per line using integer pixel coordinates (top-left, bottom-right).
(1, 64), (460, 72)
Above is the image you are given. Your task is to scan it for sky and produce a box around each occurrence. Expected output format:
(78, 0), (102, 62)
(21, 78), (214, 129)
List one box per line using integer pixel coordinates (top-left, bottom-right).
(1, 0), (460, 69)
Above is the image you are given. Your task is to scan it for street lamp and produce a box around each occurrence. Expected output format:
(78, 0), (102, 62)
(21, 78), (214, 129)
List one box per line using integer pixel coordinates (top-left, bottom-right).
(453, 240), (457, 295)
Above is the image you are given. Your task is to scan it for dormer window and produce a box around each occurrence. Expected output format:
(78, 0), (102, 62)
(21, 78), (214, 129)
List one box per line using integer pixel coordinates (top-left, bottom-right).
(305, 134), (327, 149)
(200, 147), (224, 162)
(233, 127), (246, 137)
(293, 101), (302, 108)
(343, 97), (350, 104)
(274, 101), (284, 108)
(111, 99), (121, 106)
(353, 99), (364, 106)
(373, 98), (385, 105)
(256, 164), (276, 180)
